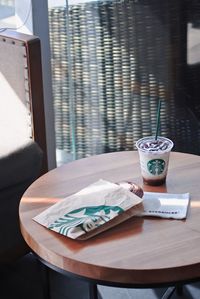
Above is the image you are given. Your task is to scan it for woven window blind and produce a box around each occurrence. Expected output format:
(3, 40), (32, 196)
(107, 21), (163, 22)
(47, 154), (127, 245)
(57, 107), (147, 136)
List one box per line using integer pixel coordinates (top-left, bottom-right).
(49, 0), (200, 162)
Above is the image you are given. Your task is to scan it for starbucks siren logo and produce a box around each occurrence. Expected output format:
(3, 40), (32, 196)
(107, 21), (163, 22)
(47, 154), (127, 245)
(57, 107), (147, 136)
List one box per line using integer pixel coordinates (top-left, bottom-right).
(147, 159), (165, 175)
(48, 205), (124, 237)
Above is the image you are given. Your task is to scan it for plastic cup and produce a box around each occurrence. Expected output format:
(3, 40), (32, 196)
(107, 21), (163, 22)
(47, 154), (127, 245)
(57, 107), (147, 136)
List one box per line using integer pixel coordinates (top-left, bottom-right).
(136, 136), (174, 186)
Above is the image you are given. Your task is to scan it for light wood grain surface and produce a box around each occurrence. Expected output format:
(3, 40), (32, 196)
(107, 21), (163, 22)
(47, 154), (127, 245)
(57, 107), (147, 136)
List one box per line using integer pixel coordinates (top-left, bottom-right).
(19, 151), (200, 286)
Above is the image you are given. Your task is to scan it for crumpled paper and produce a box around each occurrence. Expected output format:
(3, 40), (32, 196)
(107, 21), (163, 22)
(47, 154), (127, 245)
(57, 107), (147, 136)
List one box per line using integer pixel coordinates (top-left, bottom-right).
(140, 192), (190, 219)
(33, 179), (143, 240)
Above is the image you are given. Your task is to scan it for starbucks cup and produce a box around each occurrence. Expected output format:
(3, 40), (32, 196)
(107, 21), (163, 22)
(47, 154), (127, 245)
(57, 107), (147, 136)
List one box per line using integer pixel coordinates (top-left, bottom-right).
(136, 136), (174, 186)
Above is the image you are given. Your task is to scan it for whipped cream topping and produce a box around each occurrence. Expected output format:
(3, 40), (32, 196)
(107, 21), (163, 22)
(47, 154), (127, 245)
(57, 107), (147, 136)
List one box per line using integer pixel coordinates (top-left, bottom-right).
(138, 138), (170, 152)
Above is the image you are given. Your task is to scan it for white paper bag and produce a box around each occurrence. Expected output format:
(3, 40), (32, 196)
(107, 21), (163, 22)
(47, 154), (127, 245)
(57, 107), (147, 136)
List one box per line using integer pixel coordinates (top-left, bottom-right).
(33, 179), (143, 240)
(140, 192), (190, 219)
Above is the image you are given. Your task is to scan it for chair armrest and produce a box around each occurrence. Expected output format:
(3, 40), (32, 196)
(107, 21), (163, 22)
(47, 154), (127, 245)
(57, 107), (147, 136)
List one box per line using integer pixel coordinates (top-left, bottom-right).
(0, 140), (43, 190)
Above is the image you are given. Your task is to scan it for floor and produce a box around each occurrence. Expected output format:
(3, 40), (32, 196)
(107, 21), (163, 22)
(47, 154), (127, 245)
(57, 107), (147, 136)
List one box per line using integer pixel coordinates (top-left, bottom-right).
(0, 253), (200, 299)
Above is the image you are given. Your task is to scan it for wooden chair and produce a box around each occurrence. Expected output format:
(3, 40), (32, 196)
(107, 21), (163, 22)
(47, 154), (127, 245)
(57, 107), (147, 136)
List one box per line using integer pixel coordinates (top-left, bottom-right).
(0, 30), (48, 264)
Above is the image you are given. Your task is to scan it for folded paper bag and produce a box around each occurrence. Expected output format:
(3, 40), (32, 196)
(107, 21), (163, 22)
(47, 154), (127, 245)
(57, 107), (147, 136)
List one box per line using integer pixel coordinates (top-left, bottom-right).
(140, 192), (190, 219)
(33, 179), (143, 240)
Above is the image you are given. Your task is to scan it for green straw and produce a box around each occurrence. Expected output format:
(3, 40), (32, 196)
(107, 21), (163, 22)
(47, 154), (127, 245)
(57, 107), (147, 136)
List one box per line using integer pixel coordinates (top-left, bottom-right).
(155, 99), (161, 140)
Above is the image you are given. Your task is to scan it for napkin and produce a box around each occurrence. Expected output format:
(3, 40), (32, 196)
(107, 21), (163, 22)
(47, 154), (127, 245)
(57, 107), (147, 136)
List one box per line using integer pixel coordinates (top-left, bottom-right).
(33, 179), (143, 240)
(140, 192), (190, 219)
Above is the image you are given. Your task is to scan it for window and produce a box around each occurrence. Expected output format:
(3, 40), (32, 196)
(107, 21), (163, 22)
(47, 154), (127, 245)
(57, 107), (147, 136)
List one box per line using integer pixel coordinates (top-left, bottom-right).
(0, 0), (16, 29)
(48, 0), (200, 166)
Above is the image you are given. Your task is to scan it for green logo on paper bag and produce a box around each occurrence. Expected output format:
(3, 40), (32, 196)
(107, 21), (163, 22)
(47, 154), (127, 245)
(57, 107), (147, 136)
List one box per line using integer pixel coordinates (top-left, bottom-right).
(48, 205), (124, 237)
(147, 159), (165, 175)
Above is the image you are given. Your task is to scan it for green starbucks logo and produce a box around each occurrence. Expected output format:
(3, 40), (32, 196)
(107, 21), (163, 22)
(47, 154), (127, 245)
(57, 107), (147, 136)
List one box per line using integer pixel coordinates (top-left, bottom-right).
(147, 159), (165, 175)
(48, 205), (124, 237)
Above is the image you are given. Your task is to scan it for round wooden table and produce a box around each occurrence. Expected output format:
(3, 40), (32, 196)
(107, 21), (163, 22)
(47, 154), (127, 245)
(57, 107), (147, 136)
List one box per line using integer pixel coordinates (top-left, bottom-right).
(19, 151), (200, 297)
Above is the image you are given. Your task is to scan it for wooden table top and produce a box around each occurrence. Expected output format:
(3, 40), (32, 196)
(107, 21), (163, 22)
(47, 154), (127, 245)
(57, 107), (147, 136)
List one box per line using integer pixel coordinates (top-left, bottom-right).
(19, 151), (200, 286)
